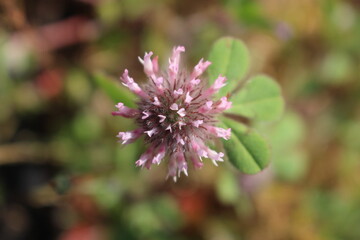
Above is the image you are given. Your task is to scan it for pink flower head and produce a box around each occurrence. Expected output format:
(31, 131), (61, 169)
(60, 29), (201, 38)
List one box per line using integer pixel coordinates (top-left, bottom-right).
(113, 46), (232, 181)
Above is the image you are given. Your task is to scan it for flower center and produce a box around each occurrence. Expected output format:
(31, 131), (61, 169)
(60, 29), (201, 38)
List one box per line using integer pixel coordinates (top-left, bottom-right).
(166, 111), (179, 124)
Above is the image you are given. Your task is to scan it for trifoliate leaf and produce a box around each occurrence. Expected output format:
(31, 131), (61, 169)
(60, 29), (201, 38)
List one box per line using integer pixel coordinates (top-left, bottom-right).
(208, 37), (250, 96)
(227, 75), (284, 121)
(220, 118), (270, 174)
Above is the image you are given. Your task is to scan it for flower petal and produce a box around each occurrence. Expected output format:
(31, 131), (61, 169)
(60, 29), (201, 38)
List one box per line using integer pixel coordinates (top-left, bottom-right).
(142, 110), (151, 119)
(158, 115), (166, 123)
(138, 51), (157, 79)
(168, 46), (185, 82)
(173, 88), (184, 97)
(112, 102), (139, 118)
(177, 108), (186, 117)
(185, 92), (193, 104)
(170, 103), (179, 110)
(199, 101), (213, 113)
(192, 120), (203, 128)
(214, 97), (232, 112)
(204, 75), (227, 96)
(190, 58), (211, 80)
(120, 69), (148, 98)
(117, 128), (143, 144)
(152, 144), (166, 165)
(205, 126), (231, 140)
(144, 128), (157, 137)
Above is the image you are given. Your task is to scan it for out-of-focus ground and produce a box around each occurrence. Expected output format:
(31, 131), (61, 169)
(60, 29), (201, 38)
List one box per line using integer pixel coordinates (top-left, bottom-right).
(0, 0), (360, 239)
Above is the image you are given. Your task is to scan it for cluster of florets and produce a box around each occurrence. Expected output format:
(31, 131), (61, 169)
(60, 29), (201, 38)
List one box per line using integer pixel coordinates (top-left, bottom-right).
(112, 46), (232, 181)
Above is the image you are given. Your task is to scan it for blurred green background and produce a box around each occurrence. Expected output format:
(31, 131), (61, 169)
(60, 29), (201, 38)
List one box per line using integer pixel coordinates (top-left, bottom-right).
(0, 0), (360, 239)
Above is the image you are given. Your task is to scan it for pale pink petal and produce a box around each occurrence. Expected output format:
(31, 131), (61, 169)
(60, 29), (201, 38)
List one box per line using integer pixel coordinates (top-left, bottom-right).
(138, 51), (157, 79)
(117, 128), (143, 144)
(154, 77), (164, 93)
(175, 151), (188, 177)
(112, 102), (139, 118)
(191, 140), (208, 160)
(197, 149), (208, 160)
(205, 75), (227, 96)
(142, 110), (151, 119)
(192, 120), (203, 128)
(173, 88), (183, 97)
(176, 135), (185, 145)
(158, 115), (166, 123)
(207, 149), (224, 166)
(185, 92), (193, 104)
(152, 55), (159, 74)
(206, 101), (213, 108)
(177, 108), (186, 117)
(178, 121), (186, 130)
(199, 101), (213, 113)
(154, 77), (163, 85)
(168, 46), (185, 82)
(153, 97), (161, 106)
(135, 147), (154, 168)
(120, 69), (148, 98)
(206, 126), (231, 140)
(135, 155), (148, 167)
(166, 125), (172, 132)
(190, 58), (211, 79)
(144, 128), (157, 137)
(213, 75), (227, 90)
(170, 103), (179, 111)
(115, 102), (124, 109)
(215, 97), (232, 112)
(190, 78), (201, 86)
(152, 145), (166, 165)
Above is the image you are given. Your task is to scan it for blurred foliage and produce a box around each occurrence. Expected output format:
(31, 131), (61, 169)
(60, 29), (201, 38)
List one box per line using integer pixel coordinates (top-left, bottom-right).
(0, 0), (360, 239)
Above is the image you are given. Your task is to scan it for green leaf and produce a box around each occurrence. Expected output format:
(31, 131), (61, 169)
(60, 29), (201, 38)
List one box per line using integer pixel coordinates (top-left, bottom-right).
(220, 118), (270, 174)
(92, 71), (136, 108)
(208, 37), (250, 96)
(227, 75), (284, 121)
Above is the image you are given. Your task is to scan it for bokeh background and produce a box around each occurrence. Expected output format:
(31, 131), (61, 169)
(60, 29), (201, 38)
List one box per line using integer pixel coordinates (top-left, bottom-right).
(1, 0), (360, 239)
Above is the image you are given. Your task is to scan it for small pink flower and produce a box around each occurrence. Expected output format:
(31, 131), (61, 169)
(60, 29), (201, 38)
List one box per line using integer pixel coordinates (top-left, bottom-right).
(215, 97), (232, 112)
(177, 108), (186, 117)
(173, 88), (184, 97)
(192, 120), (203, 128)
(204, 75), (227, 96)
(199, 101), (213, 113)
(120, 70), (147, 98)
(158, 115), (166, 123)
(190, 58), (211, 80)
(205, 126), (231, 140)
(113, 46), (232, 181)
(112, 103), (139, 118)
(138, 52), (156, 79)
(116, 128), (143, 145)
(152, 97), (161, 106)
(185, 92), (193, 104)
